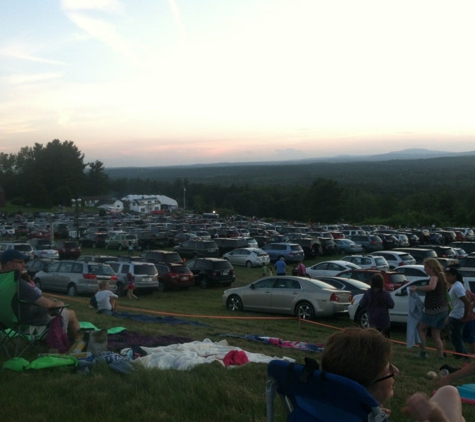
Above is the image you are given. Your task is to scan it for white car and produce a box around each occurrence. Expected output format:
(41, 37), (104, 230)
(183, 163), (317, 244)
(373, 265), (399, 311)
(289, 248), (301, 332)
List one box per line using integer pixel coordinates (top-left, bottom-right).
(33, 248), (60, 259)
(348, 278), (428, 327)
(341, 255), (389, 270)
(307, 260), (360, 278)
(394, 265), (429, 282)
(375, 251), (417, 270)
(223, 247), (270, 268)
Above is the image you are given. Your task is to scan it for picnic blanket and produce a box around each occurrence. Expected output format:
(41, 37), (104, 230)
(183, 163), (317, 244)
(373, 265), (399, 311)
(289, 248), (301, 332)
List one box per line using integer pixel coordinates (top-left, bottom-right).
(219, 333), (324, 352)
(128, 338), (294, 371)
(112, 312), (210, 327)
(108, 331), (195, 352)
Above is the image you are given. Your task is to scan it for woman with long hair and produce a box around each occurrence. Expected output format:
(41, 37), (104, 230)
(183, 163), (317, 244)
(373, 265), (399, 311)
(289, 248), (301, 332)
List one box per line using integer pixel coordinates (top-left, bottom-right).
(410, 258), (450, 359)
(359, 273), (395, 337)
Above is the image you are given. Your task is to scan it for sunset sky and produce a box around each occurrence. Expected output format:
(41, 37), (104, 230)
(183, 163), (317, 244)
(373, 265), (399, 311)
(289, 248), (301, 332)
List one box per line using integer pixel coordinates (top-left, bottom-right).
(1, 0), (474, 168)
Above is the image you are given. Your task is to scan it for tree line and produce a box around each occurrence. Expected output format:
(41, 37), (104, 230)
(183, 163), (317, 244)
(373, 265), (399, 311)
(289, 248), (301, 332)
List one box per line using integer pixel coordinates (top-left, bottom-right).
(2, 139), (475, 227)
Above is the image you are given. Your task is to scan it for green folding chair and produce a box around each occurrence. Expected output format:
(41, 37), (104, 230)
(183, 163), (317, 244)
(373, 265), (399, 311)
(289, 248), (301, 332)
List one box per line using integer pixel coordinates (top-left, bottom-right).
(0, 270), (53, 358)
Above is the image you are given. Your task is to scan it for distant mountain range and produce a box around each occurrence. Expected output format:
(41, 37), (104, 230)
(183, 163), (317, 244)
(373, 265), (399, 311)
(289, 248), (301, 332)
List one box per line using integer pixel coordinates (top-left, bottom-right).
(106, 148), (475, 170)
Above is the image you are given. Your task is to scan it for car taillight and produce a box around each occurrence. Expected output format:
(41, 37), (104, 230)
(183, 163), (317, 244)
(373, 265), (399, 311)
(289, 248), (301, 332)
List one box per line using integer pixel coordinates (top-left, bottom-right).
(83, 273), (97, 279)
(329, 293), (340, 302)
(371, 265), (376, 269)
(399, 262), (404, 266)
(111, 275), (117, 280)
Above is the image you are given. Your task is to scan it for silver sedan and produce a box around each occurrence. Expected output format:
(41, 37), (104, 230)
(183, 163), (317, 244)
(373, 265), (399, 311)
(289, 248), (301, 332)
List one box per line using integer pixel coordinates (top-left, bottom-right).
(222, 276), (351, 320)
(222, 247), (270, 268)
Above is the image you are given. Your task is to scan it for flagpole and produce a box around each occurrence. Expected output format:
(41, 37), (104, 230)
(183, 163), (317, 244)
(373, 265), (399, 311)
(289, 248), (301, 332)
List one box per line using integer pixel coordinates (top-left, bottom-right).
(183, 187), (186, 211)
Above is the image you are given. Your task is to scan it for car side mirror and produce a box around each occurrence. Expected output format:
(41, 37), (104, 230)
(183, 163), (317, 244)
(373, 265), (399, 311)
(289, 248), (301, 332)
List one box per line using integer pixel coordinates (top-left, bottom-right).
(250, 283), (255, 290)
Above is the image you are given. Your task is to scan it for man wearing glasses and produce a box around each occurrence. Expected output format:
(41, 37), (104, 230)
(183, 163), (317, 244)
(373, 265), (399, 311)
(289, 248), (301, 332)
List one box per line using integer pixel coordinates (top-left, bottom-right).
(0, 249), (81, 341)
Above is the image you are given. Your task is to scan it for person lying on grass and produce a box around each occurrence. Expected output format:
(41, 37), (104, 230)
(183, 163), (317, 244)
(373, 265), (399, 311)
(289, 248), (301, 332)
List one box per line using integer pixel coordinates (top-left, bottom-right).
(321, 327), (465, 422)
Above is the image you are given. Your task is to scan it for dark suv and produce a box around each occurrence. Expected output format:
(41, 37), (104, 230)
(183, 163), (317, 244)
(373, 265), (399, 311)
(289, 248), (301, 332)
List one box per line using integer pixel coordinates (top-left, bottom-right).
(394, 247), (437, 264)
(348, 235), (383, 253)
(185, 257), (235, 289)
(337, 269), (406, 292)
(156, 263), (194, 291)
(174, 240), (220, 258)
(213, 237), (249, 254)
(141, 250), (183, 264)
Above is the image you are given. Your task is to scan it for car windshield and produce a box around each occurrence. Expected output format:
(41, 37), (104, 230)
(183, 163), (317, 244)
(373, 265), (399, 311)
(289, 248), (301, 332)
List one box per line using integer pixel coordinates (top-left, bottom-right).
(15, 245), (33, 251)
(214, 261), (233, 270)
(88, 265), (115, 275)
(390, 274), (406, 284)
(134, 265), (157, 275)
(171, 266), (192, 274)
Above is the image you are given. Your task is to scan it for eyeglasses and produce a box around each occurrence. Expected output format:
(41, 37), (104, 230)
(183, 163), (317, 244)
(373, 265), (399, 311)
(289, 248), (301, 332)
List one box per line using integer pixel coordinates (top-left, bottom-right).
(373, 363), (395, 383)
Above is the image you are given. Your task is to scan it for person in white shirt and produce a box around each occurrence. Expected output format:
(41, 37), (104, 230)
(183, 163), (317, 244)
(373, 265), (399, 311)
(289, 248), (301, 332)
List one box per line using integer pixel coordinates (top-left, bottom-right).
(95, 280), (118, 315)
(446, 266), (471, 360)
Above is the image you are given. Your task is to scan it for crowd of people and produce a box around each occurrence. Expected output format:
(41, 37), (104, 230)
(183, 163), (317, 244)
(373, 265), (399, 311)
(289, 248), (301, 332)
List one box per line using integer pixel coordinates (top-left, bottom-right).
(4, 250), (475, 420)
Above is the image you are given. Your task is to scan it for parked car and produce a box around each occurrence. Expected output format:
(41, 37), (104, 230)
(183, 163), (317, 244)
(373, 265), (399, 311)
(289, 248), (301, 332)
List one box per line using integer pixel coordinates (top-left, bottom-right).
(449, 241), (475, 255)
(244, 237), (259, 248)
(25, 258), (57, 279)
(0, 242), (35, 260)
(55, 240), (81, 260)
(377, 233), (399, 250)
(374, 251), (416, 270)
(155, 263), (195, 292)
(318, 237), (338, 255)
(427, 245), (458, 259)
(306, 261), (361, 278)
(28, 238), (53, 250)
(222, 247), (270, 268)
(458, 256), (475, 269)
(261, 243), (305, 262)
(314, 276), (370, 298)
(34, 260), (117, 296)
(213, 237), (249, 254)
(393, 248), (437, 264)
(453, 248), (468, 259)
(334, 239), (364, 254)
(185, 257), (235, 289)
(79, 232), (109, 248)
(347, 234), (383, 252)
(394, 264), (429, 282)
(222, 276), (352, 320)
(349, 278), (432, 327)
(341, 255), (389, 270)
(107, 260), (159, 295)
(174, 240), (220, 259)
(105, 233), (138, 250)
(337, 269), (407, 291)
(290, 237), (322, 258)
(141, 250), (183, 264)
(33, 247), (59, 259)
(77, 255), (118, 263)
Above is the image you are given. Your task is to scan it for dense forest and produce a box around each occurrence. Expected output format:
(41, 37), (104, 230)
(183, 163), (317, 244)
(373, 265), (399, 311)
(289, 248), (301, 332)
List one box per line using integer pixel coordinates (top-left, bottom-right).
(2, 140), (475, 227)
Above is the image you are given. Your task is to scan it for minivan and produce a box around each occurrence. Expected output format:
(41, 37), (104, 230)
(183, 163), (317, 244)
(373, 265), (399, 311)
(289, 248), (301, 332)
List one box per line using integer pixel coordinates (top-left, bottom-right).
(107, 261), (159, 295)
(348, 235), (383, 253)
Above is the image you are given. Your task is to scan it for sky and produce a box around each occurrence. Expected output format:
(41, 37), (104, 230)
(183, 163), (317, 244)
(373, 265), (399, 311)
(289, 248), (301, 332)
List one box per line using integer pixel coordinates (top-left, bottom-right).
(1, 0), (475, 168)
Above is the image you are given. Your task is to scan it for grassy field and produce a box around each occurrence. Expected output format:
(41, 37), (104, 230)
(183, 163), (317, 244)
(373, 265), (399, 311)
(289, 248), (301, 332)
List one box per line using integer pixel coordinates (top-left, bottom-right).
(1, 247), (475, 421)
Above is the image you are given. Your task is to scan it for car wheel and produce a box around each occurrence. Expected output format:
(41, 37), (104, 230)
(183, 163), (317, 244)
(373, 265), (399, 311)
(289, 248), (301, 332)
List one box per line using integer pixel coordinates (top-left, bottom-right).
(157, 281), (166, 293)
(67, 284), (78, 296)
(34, 279), (42, 290)
(118, 244), (123, 251)
(199, 276), (209, 289)
(245, 261), (252, 268)
(356, 309), (369, 328)
(227, 295), (243, 312)
(295, 301), (315, 320)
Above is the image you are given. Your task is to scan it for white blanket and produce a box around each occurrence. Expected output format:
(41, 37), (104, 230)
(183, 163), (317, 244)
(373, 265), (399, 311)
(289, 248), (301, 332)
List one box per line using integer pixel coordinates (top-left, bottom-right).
(126, 338), (295, 371)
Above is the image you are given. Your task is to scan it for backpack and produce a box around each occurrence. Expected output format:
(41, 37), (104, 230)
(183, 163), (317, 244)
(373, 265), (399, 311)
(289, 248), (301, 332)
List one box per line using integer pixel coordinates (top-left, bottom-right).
(45, 316), (70, 353)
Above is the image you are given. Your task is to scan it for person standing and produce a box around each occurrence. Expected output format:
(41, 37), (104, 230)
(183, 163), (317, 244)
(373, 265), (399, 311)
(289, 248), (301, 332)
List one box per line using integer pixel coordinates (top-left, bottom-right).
(445, 267), (471, 360)
(410, 258), (450, 359)
(275, 257), (287, 276)
(126, 272), (138, 300)
(261, 262), (269, 277)
(297, 260), (307, 277)
(359, 273), (395, 337)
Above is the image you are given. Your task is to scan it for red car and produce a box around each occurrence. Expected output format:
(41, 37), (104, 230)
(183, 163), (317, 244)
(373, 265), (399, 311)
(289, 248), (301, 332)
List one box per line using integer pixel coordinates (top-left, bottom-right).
(155, 263), (194, 291)
(55, 240), (81, 259)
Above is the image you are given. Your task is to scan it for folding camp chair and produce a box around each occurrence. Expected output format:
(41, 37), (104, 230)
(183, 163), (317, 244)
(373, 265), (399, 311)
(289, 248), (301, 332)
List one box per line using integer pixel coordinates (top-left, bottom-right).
(266, 358), (388, 422)
(0, 270), (65, 358)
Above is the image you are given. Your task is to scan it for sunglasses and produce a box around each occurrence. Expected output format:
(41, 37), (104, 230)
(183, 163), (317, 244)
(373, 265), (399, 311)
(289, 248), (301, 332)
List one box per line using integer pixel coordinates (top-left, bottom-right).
(373, 363), (395, 383)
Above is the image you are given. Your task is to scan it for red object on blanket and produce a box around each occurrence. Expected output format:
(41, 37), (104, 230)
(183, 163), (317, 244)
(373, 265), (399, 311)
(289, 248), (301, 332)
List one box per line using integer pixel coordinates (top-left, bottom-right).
(223, 350), (249, 366)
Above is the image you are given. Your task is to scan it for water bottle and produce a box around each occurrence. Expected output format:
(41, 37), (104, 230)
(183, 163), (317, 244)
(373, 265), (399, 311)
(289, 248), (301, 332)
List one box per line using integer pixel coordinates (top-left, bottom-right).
(439, 368), (449, 377)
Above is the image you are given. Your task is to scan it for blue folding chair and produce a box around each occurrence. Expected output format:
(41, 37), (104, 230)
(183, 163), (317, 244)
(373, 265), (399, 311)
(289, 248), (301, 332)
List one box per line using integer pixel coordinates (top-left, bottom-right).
(266, 358), (388, 422)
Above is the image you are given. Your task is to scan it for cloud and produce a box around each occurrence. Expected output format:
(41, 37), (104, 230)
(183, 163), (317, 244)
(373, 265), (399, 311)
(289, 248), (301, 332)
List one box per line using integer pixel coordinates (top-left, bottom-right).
(61, 0), (125, 14)
(1, 72), (63, 85)
(0, 45), (68, 66)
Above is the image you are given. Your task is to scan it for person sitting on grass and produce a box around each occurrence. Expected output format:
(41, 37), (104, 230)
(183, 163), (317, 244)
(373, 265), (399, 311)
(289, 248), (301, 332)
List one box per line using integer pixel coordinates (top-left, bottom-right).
(1, 249), (81, 342)
(94, 280), (118, 315)
(321, 327), (465, 421)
